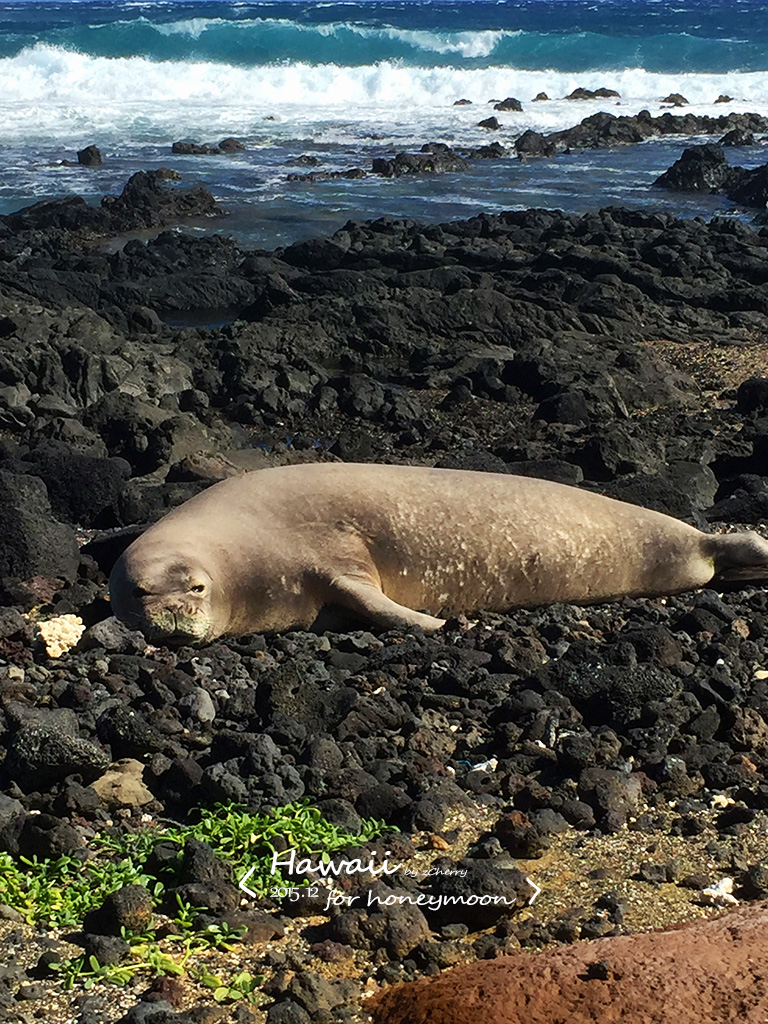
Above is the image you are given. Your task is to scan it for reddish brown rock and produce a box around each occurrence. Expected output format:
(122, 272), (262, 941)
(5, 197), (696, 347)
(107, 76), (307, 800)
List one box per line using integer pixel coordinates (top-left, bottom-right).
(371, 903), (768, 1024)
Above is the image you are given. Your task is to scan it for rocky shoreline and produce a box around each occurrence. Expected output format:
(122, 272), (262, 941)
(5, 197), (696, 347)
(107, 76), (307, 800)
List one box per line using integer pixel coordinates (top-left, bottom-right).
(2, 170), (768, 1023)
(513, 108), (768, 159)
(280, 109), (768, 185)
(654, 142), (768, 214)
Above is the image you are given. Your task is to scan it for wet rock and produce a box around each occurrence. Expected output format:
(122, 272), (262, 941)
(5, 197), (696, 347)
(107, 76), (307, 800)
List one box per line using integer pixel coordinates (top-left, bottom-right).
(515, 129), (559, 158)
(372, 147), (469, 177)
(172, 138), (245, 156)
(477, 117), (501, 130)
(654, 144), (734, 192)
(518, 110), (768, 159)
(78, 145), (103, 167)
(493, 98), (523, 112)
(721, 128), (755, 146)
(457, 141), (507, 159)
(661, 93), (689, 106)
(218, 137), (245, 153)
(2, 169), (221, 237)
(1, 196), (99, 233)
(729, 162), (768, 209)
(566, 87), (620, 100)
(102, 170), (220, 232)
(654, 144), (768, 210)
(172, 141), (219, 155)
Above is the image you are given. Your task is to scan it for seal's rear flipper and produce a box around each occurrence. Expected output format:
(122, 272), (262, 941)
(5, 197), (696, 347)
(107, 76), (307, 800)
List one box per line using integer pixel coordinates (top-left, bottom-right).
(714, 564), (768, 586)
(710, 532), (768, 587)
(709, 532), (768, 584)
(329, 574), (446, 632)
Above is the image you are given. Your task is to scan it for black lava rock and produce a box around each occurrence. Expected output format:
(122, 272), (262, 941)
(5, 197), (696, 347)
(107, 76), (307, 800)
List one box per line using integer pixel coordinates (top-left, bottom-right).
(77, 145), (103, 167)
(0, 472), (79, 581)
(673, 142), (738, 189)
(6, 726), (109, 790)
(0, 795), (25, 856)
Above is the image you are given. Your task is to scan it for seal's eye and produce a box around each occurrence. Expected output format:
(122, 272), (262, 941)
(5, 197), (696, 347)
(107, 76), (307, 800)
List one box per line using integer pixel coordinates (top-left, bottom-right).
(189, 583), (206, 593)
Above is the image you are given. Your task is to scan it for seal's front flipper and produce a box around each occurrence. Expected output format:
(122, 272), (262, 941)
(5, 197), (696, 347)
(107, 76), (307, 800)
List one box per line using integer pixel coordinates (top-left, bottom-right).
(329, 574), (445, 632)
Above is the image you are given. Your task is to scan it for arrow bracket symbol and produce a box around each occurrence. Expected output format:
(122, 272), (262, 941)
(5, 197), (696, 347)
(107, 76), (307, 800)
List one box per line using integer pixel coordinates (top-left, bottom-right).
(525, 876), (541, 905)
(239, 865), (258, 899)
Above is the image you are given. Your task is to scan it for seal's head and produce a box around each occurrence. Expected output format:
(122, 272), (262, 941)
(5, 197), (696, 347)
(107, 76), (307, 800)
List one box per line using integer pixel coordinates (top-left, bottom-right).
(109, 547), (228, 644)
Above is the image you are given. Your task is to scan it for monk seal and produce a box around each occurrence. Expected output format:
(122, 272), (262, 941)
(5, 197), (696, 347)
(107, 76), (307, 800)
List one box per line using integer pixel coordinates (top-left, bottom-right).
(108, 462), (768, 644)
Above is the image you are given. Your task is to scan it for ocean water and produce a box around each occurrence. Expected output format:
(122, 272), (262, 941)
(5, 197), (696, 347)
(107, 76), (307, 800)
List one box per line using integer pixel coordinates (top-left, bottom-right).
(1, 0), (768, 247)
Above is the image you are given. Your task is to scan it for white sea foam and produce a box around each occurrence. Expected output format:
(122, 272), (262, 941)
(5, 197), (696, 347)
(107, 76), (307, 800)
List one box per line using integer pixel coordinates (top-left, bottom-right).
(309, 23), (510, 58)
(1, 44), (767, 149)
(147, 17), (511, 59)
(377, 27), (509, 58)
(153, 17), (226, 39)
